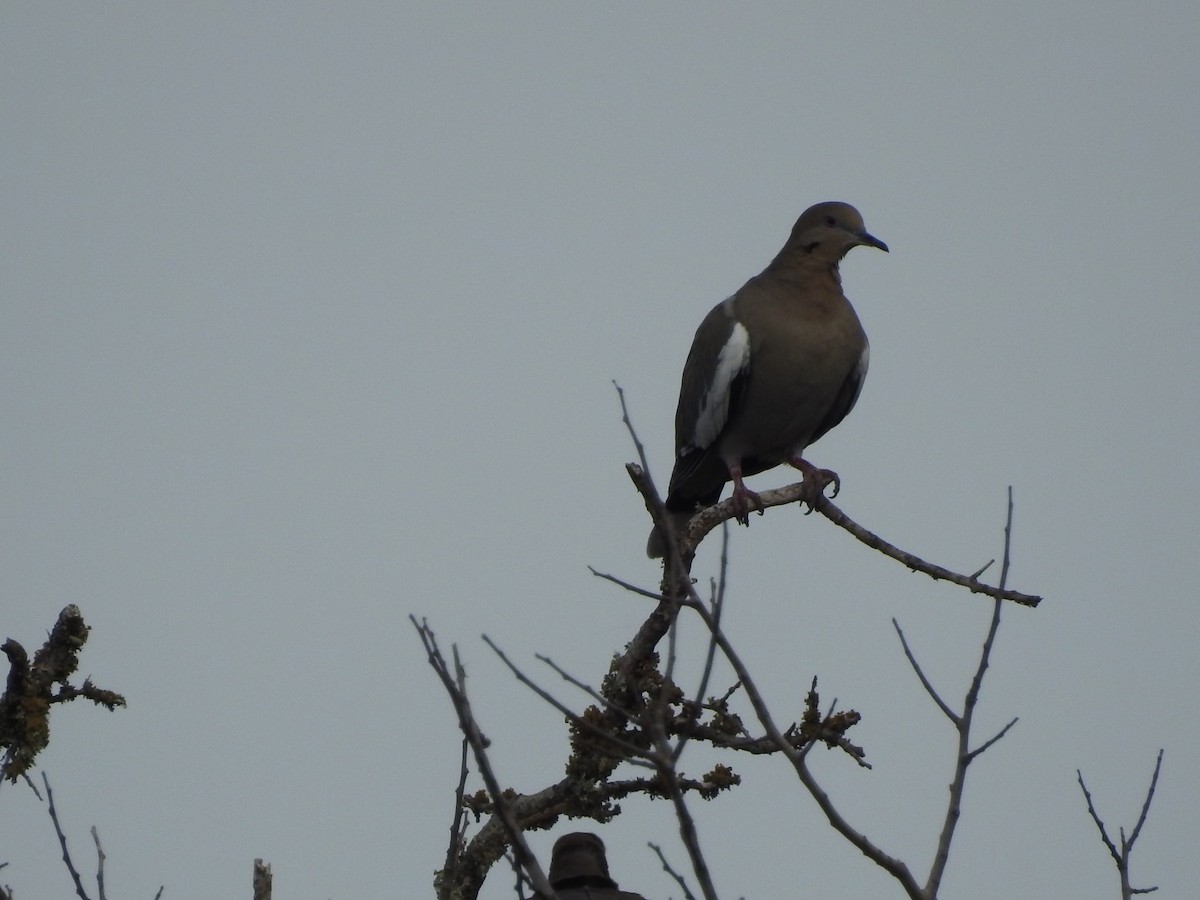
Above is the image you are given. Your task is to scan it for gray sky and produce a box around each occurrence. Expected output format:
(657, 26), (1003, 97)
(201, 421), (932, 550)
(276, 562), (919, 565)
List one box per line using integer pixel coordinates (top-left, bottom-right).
(3, 4), (1198, 898)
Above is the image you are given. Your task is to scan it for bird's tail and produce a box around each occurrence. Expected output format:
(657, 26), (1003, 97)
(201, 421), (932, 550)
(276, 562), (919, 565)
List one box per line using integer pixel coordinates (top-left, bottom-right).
(645, 510), (693, 559)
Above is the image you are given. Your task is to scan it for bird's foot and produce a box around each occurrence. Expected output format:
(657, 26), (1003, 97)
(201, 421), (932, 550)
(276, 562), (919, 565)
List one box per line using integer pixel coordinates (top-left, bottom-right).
(788, 458), (840, 513)
(731, 485), (764, 526)
(729, 465), (764, 526)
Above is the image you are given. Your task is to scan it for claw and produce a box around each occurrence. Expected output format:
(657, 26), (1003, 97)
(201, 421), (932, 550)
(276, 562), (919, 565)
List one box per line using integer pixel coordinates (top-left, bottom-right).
(788, 458), (840, 513)
(728, 464), (764, 526)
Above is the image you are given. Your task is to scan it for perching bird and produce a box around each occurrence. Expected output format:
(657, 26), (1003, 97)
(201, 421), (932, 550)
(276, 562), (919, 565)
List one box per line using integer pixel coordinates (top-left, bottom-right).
(647, 201), (887, 559)
(548, 832), (647, 900)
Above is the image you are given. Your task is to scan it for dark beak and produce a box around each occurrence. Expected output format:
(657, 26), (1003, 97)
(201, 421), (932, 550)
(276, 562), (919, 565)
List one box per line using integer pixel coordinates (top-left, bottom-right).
(859, 231), (889, 253)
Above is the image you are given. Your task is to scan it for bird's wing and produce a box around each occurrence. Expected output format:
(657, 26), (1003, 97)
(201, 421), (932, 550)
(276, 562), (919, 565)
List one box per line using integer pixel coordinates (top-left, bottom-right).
(675, 299), (751, 457)
(665, 299), (752, 507)
(808, 340), (870, 446)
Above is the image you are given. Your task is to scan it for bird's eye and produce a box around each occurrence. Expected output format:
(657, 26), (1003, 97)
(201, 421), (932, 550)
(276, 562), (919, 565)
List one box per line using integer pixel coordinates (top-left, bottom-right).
(823, 216), (836, 227)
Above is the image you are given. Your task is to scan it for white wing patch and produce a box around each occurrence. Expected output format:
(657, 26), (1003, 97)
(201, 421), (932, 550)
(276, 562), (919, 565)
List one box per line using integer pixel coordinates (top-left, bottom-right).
(690, 321), (750, 451)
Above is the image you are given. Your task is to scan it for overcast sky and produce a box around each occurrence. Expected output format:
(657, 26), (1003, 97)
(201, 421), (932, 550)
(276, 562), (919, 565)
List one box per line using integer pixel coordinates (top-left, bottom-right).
(3, 4), (1198, 898)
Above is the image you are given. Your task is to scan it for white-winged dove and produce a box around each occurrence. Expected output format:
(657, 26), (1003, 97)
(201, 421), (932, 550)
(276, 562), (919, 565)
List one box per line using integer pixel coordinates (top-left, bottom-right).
(548, 832), (647, 900)
(647, 201), (887, 559)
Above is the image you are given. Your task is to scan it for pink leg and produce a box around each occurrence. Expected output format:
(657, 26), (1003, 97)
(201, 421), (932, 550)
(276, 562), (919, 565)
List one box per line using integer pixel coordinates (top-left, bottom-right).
(787, 457), (840, 512)
(728, 463), (763, 526)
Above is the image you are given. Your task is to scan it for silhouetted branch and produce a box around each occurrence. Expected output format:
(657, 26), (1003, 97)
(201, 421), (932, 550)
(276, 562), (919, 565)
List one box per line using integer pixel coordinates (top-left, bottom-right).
(678, 589), (916, 893)
(412, 618), (555, 900)
(1078, 749), (1164, 899)
(648, 841), (698, 900)
(252, 858), (272, 900)
(90, 827), (107, 900)
(645, 710), (718, 900)
(484, 638), (655, 767)
(626, 462), (1042, 607)
(42, 773), (91, 900)
(923, 488), (1019, 897)
(1, 607), (126, 782)
(966, 717), (1018, 764)
(419, 405), (1050, 898)
(675, 526), (729, 765)
(442, 737), (471, 897)
(892, 620), (958, 724)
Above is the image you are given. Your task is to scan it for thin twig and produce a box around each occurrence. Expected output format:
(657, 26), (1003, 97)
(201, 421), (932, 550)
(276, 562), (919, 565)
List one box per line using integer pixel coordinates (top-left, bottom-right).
(504, 849), (531, 900)
(439, 737), (471, 900)
(613, 380), (654, 484)
(533, 653), (637, 723)
(1077, 770), (1121, 862)
(648, 841), (698, 900)
(613, 384), (695, 592)
(924, 488), (1019, 896)
(90, 827), (106, 900)
(646, 700), (719, 900)
(1127, 748), (1164, 850)
(892, 618), (959, 725)
(586, 567), (665, 602)
(484, 638), (653, 764)
(684, 599), (922, 897)
(674, 525), (729, 764)
(410, 618), (555, 899)
(1077, 749), (1164, 899)
(967, 560), (994, 580)
(965, 717), (1019, 763)
(695, 527), (729, 712)
(41, 772), (91, 900)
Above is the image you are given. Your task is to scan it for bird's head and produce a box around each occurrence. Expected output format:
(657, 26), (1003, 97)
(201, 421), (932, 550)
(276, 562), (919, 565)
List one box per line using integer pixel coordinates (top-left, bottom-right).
(783, 201), (888, 266)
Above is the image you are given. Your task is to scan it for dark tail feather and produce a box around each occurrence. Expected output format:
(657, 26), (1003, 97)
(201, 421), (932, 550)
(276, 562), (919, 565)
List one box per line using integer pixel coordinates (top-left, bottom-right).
(646, 509), (694, 559)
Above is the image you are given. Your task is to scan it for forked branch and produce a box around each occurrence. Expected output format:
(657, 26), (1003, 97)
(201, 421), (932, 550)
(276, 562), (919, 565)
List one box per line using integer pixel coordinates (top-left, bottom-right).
(1078, 749), (1164, 899)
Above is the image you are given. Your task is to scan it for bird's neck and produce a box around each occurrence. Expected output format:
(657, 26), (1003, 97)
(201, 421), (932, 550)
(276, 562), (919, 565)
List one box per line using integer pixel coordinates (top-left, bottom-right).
(765, 252), (843, 288)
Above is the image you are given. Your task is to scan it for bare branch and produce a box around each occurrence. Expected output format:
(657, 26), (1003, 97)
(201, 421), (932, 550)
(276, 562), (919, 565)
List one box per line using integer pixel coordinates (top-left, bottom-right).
(662, 477), (1042, 607)
(683, 599), (921, 897)
(644, 695), (719, 900)
(1127, 748), (1164, 850)
(41, 772), (91, 900)
(534, 653), (619, 714)
(1077, 769), (1121, 863)
(586, 567), (665, 603)
(613, 380), (654, 487)
(648, 841), (698, 900)
(924, 488), (1019, 895)
(892, 618), (959, 725)
(967, 559), (994, 580)
(252, 858), (272, 900)
(965, 717), (1019, 763)
(1078, 749), (1164, 899)
(411, 618), (555, 900)
(1, 608), (125, 782)
(90, 827), (106, 900)
(682, 526), (730, 763)
(420, 397), (1047, 898)
(440, 738), (471, 900)
(485, 639), (654, 766)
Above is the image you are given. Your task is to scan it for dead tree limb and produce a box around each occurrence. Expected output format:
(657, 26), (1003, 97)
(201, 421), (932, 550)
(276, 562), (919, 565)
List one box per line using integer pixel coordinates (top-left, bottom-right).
(1078, 749), (1164, 899)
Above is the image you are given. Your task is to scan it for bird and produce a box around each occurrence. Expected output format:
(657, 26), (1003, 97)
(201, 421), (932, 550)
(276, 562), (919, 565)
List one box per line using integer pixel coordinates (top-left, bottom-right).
(647, 201), (887, 559)
(548, 832), (647, 900)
